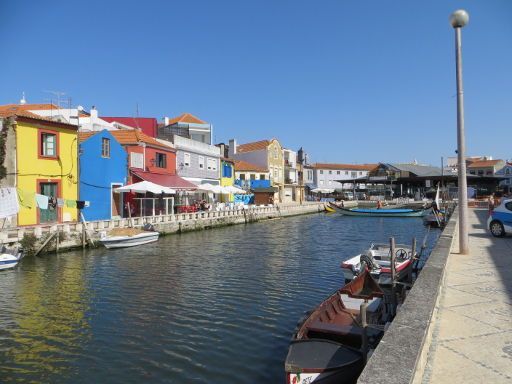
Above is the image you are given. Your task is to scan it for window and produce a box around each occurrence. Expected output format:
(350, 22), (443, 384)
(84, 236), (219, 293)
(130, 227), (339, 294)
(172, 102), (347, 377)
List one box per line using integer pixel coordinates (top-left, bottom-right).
(260, 174), (266, 180)
(222, 163), (232, 178)
(351, 171), (357, 178)
(345, 171), (348, 175)
(470, 171), (476, 175)
(184, 152), (191, 167)
(198, 156), (204, 169)
(155, 152), (167, 168)
(40, 132), (57, 157)
(506, 168), (510, 175)
(505, 202), (512, 211)
(101, 138), (110, 158)
(329, 170), (332, 174)
(320, 170), (324, 174)
(207, 158), (217, 171)
(273, 147), (278, 159)
(359, 171), (363, 175)
(337, 171), (340, 175)
(320, 180), (324, 185)
(250, 174), (256, 180)
(240, 174), (246, 180)
(478, 170), (484, 175)
(486, 170), (492, 175)
(130, 152), (144, 169)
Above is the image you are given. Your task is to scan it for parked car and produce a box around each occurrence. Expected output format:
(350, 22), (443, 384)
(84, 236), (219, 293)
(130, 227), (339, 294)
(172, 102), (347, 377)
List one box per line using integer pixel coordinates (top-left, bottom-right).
(488, 198), (512, 237)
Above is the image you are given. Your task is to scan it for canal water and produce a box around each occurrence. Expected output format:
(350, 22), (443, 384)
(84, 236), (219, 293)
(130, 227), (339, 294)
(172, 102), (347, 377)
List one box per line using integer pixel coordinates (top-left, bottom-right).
(0, 213), (439, 383)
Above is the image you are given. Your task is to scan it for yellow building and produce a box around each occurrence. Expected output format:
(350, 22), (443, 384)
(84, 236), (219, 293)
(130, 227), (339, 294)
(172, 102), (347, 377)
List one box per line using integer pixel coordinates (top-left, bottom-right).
(220, 158), (235, 202)
(231, 138), (285, 202)
(0, 105), (78, 226)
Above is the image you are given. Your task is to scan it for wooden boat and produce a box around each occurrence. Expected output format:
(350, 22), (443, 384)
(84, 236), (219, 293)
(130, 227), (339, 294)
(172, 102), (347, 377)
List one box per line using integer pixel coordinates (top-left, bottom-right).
(328, 202), (426, 217)
(0, 245), (23, 270)
(285, 270), (385, 384)
(325, 204), (336, 213)
(341, 243), (414, 286)
(99, 227), (159, 249)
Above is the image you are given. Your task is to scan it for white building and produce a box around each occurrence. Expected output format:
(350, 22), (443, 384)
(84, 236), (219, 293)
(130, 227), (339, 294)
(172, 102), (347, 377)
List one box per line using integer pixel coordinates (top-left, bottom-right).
(161, 113), (213, 144)
(308, 163), (377, 191)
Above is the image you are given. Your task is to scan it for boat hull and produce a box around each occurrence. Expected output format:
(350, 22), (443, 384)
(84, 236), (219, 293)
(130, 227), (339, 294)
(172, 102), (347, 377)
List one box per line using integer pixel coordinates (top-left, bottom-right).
(285, 340), (364, 384)
(100, 232), (159, 249)
(329, 203), (425, 217)
(0, 254), (20, 270)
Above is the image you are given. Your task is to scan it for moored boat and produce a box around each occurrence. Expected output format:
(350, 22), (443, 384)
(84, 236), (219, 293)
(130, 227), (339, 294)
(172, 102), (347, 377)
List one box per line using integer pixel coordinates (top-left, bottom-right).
(0, 245), (23, 270)
(328, 202), (426, 217)
(285, 270), (385, 384)
(341, 243), (414, 286)
(99, 227), (159, 249)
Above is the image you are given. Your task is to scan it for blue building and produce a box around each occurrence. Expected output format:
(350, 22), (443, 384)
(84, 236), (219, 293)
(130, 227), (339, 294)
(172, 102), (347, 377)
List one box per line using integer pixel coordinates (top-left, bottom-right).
(79, 130), (128, 221)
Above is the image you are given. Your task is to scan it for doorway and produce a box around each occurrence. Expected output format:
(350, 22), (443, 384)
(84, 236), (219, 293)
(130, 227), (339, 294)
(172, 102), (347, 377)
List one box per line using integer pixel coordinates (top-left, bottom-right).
(39, 182), (58, 223)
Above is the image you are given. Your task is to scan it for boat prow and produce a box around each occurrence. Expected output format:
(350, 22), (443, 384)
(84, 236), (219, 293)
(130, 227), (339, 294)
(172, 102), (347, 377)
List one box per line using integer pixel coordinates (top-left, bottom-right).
(0, 246), (23, 270)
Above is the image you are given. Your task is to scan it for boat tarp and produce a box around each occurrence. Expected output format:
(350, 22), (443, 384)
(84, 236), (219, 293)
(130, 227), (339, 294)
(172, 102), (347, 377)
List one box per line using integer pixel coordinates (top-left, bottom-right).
(351, 208), (415, 213)
(285, 339), (362, 371)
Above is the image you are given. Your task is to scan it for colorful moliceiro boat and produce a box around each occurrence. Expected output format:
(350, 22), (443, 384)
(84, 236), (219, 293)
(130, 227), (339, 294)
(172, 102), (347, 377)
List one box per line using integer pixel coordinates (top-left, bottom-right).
(285, 270), (385, 384)
(328, 203), (426, 217)
(341, 243), (414, 286)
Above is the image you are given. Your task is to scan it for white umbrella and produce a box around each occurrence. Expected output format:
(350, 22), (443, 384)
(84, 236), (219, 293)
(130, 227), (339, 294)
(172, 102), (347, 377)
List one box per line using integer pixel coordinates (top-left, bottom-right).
(114, 181), (176, 194)
(311, 188), (334, 194)
(224, 185), (247, 194)
(196, 183), (223, 194)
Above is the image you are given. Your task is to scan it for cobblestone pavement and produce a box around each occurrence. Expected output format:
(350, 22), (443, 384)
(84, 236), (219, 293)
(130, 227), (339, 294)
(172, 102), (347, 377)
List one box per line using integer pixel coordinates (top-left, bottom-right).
(422, 209), (512, 384)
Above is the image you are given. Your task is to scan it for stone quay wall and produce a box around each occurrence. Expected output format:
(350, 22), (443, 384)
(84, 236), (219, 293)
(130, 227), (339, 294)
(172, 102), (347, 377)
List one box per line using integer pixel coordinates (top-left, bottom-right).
(358, 207), (459, 384)
(1, 202), (326, 254)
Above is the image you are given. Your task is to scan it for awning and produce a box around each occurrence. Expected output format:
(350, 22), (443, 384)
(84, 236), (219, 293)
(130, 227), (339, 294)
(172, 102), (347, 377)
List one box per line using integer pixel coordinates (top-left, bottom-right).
(114, 181), (175, 194)
(132, 171), (197, 190)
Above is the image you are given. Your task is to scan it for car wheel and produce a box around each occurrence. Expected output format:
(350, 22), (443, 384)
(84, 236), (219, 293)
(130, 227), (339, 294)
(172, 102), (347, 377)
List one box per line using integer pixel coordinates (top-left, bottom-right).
(489, 220), (505, 237)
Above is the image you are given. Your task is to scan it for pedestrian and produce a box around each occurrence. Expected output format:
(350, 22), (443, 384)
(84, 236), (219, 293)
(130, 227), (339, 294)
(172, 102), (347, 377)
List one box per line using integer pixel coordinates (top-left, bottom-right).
(488, 193), (495, 215)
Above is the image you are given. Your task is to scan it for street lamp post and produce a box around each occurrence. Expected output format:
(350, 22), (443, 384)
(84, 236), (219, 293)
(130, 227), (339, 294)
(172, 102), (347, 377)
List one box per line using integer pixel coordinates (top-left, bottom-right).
(450, 9), (470, 254)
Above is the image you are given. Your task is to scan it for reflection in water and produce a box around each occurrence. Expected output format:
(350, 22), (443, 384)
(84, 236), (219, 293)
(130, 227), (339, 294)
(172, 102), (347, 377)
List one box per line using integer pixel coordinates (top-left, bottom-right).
(0, 214), (439, 383)
(1, 255), (90, 382)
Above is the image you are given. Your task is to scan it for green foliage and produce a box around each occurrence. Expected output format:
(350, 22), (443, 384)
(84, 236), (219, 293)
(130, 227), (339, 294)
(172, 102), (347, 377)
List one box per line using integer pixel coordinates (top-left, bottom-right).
(20, 233), (37, 256)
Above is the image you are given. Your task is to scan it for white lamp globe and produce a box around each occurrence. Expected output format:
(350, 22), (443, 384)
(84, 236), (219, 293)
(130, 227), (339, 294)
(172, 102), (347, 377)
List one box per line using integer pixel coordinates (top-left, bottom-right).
(450, 9), (469, 28)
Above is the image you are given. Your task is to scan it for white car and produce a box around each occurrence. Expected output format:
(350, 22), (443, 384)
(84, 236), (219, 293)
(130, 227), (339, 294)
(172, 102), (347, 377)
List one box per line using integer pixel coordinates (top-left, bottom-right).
(488, 198), (512, 237)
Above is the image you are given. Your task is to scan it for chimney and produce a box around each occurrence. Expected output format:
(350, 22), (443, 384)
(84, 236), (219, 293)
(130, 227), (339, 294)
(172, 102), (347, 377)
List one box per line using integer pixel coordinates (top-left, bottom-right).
(164, 116), (169, 126)
(228, 139), (237, 158)
(90, 106), (98, 119)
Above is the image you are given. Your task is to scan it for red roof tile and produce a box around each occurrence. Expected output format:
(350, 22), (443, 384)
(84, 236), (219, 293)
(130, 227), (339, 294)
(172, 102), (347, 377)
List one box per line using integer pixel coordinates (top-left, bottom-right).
(233, 160), (268, 172)
(101, 117), (158, 137)
(109, 130), (175, 152)
(166, 113), (207, 125)
(236, 140), (271, 153)
(0, 104), (76, 128)
(467, 160), (503, 168)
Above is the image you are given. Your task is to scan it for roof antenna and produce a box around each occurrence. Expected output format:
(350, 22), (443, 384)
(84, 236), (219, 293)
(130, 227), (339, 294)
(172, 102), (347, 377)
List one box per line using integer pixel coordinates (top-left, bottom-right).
(20, 92), (26, 105)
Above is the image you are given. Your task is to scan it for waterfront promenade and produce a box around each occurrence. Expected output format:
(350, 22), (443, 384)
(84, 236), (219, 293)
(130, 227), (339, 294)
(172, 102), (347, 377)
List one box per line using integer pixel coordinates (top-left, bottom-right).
(422, 209), (512, 383)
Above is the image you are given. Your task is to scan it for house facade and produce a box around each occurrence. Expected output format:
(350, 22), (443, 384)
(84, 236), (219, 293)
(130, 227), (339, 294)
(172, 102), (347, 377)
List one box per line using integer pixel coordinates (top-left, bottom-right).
(496, 162), (512, 191)
(467, 159), (505, 176)
(283, 148), (299, 202)
(78, 130), (128, 221)
(0, 106), (78, 226)
(229, 138), (284, 201)
(310, 163), (376, 191)
(163, 135), (221, 186)
(233, 160), (270, 190)
(160, 113), (213, 144)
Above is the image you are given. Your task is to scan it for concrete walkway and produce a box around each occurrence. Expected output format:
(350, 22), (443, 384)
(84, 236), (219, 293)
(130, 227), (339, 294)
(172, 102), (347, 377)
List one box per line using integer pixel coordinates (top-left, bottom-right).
(422, 209), (512, 383)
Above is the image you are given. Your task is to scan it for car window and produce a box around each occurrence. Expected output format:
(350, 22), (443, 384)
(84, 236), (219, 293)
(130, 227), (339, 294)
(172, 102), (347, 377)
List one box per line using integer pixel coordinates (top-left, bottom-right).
(505, 202), (512, 211)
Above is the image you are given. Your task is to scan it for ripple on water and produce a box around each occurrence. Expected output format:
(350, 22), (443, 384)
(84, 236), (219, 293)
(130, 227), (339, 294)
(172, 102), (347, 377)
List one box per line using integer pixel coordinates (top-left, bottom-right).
(0, 213), (439, 383)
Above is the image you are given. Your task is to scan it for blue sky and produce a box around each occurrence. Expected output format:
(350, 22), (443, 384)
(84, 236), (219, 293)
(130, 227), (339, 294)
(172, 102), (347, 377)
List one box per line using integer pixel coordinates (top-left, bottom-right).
(1, 1), (510, 165)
